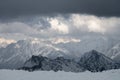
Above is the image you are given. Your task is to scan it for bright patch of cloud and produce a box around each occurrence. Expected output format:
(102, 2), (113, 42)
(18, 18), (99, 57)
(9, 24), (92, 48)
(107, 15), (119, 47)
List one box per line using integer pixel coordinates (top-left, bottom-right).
(70, 14), (120, 34)
(0, 37), (16, 47)
(87, 20), (105, 33)
(70, 14), (106, 33)
(0, 14), (120, 40)
(49, 37), (81, 44)
(48, 18), (69, 34)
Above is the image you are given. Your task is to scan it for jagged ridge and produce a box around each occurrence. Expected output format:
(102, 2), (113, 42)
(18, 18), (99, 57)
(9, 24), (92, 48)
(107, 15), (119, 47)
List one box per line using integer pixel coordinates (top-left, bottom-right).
(21, 55), (85, 72)
(79, 50), (119, 72)
(20, 50), (120, 72)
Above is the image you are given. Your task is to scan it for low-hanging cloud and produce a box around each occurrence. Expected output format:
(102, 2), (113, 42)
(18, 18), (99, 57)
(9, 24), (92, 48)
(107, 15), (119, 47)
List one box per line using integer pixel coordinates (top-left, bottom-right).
(45, 14), (120, 35)
(0, 14), (120, 39)
(48, 18), (69, 34)
(0, 22), (39, 34)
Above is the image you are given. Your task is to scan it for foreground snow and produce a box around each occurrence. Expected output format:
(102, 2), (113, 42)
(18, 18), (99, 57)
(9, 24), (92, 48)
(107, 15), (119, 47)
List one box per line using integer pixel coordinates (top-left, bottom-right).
(0, 69), (120, 80)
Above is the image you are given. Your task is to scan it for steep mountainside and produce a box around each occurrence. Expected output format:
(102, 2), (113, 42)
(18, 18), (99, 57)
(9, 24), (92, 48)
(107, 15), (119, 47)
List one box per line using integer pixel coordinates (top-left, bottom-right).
(107, 43), (120, 63)
(0, 39), (71, 69)
(79, 50), (119, 72)
(54, 36), (117, 57)
(21, 55), (85, 72)
(0, 36), (120, 70)
(21, 50), (119, 72)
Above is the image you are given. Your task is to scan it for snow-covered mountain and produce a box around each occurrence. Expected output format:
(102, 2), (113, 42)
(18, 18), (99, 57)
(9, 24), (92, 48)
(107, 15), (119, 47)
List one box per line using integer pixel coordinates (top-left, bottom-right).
(54, 36), (118, 57)
(21, 50), (119, 72)
(0, 36), (120, 70)
(0, 39), (71, 69)
(79, 50), (119, 72)
(107, 43), (120, 63)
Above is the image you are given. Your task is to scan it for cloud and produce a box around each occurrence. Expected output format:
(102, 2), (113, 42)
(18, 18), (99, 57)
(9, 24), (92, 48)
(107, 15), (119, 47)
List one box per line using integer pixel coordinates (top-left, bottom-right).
(70, 14), (106, 34)
(48, 18), (69, 34)
(0, 14), (120, 40)
(51, 14), (120, 35)
(0, 37), (16, 47)
(49, 37), (81, 44)
(0, 22), (39, 34)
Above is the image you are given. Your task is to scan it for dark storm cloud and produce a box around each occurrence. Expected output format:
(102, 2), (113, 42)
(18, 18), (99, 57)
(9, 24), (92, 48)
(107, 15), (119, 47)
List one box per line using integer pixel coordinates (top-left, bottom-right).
(0, 13), (120, 40)
(0, 0), (120, 17)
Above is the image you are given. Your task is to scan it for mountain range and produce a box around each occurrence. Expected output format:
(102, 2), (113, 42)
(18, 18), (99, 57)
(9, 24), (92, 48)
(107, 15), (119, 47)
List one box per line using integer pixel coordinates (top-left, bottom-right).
(0, 36), (120, 72)
(20, 50), (119, 72)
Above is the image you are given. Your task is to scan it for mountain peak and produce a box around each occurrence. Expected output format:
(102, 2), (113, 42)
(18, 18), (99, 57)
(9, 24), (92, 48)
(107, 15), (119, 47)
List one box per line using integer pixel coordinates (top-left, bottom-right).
(89, 50), (100, 55)
(91, 49), (98, 53)
(81, 50), (103, 59)
(79, 50), (118, 72)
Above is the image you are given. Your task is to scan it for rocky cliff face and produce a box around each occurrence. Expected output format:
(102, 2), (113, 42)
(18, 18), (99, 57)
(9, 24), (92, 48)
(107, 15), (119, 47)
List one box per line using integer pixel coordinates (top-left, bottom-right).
(20, 50), (120, 72)
(21, 55), (85, 72)
(79, 50), (119, 72)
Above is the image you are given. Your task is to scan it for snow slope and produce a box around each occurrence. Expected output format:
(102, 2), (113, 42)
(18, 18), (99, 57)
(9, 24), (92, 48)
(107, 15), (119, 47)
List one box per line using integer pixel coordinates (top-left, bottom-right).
(107, 43), (120, 63)
(0, 36), (119, 69)
(55, 36), (118, 57)
(0, 39), (70, 69)
(21, 50), (119, 72)
(79, 50), (118, 72)
(0, 69), (120, 80)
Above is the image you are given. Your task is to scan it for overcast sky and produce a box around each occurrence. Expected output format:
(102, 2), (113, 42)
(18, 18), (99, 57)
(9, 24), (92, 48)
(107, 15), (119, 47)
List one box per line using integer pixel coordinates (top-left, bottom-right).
(0, 0), (120, 17)
(0, 0), (120, 40)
